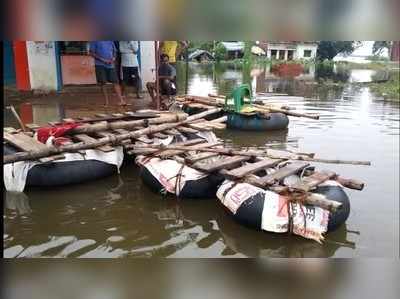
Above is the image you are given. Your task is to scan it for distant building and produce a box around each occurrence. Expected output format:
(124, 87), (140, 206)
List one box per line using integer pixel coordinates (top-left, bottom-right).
(220, 41), (245, 59)
(266, 41), (318, 61)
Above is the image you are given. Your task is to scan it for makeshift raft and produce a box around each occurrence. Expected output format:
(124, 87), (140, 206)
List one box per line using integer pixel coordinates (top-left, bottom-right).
(131, 140), (367, 242)
(175, 85), (319, 131)
(3, 109), (226, 192)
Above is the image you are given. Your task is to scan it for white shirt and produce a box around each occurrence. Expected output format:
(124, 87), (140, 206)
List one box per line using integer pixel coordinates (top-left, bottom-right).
(119, 41), (139, 67)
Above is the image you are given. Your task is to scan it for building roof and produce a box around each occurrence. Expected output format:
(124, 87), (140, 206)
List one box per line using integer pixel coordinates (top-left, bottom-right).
(188, 49), (214, 60)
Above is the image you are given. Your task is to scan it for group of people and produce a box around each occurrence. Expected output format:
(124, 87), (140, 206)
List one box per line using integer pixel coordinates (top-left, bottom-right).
(89, 41), (188, 107)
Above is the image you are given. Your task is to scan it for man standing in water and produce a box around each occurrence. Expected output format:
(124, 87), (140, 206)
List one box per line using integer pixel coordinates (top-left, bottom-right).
(119, 41), (143, 99)
(146, 54), (177, 109)
(89, 41), (127, 106)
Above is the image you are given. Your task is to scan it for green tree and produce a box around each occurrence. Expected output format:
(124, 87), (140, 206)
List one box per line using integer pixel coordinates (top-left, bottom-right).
(214, 42), (227, 61)
(317, 41), (359, 60)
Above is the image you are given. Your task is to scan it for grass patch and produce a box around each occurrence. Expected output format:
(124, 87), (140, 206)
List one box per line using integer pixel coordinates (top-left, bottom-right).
(368, 70), (400, 101)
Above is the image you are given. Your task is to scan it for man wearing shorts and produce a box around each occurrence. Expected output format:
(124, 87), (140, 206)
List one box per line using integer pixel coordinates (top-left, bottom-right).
(119, 41), (143, 99)
(89, 41), (126, 106)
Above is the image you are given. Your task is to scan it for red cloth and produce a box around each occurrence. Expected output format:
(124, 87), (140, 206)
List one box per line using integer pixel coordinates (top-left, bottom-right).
(36, 123), (80, 144)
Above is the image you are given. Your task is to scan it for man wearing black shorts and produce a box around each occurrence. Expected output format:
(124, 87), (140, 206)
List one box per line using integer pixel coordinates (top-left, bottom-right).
(89, 41), (126, 106)
(119, 41), (143, 99)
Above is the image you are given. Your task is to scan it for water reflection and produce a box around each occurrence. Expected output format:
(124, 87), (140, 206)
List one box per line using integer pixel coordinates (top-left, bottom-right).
(4, 164), (355, 258)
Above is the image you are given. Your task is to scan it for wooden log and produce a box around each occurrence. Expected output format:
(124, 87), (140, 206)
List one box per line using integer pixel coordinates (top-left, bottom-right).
(223, 158), (284, 180)
(163, 128), (181, 136)
(209, 116), (228, 123)
(251, 104), (319, 120)
(127, 138), (206, 152)
(193, 156), (251, 172)
(196, 122), (226, 129)
(125, 144), (372, 166)
(158, 141), (223, 159)
(185, 95), (319, 120)
(4, 108), (223, 164)
(335, 177), (365, 191)
(291, 171), (337, 192)
(4, 127), (18, 134)
(251, 162), (310, 187)
(185, 152), (220, 164)
(301, 193), (342, 213)
(8, 105), (27, 132)
(73, 134), (115, 152)
(68, 113), (188, 135)
(267, 186), (342, 213)
(186, 123), (213, 131)
(176, 126), (199, 134)
(25, 123), (41, 131)
(95, 131), (131, 146)
(113, 128), (151, 144)
(151, 132), (170, 139)
(3, 132), (65, 163)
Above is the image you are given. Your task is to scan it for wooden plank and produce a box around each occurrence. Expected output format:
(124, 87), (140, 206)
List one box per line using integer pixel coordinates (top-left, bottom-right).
(4, 132), (65, 162)
(95, 131), (131, 146)
(185, 152), (220, 164)
(113, 128), (152, 144)
(4, 127), (18, 134)
(25, 123), (41, 131)
(95, 113), (110, 118)
(128, 138), (207, 155)
(151, 132), (169, 139)
(164, 128), (181, 136)
(4, 132), (50, 151)
(176, 126), (199, 134)
(193, 156), (251, 172)
(186, 123), (213, 131)
(62, 118), (76, 123)
(252, 161), (310, 187)
(223, 158), (284, 180)
(73, 134), (115, 152)
(158, 141), (223, 159)
(291, 171), (337, 192)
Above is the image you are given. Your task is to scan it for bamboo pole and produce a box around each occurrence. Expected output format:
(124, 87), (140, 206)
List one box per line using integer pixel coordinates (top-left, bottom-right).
(3, 108), (223, 164)
(184, 95), (319, 120)
(155, 41), (160, 110)
(130, 144), (371, 166)
(7, 106), (27, 132)
(69, 113), (187, 135)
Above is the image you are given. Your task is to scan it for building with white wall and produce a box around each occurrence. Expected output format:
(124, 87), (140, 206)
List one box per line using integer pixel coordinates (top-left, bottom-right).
(266, 42), (318, 61)
(4, 41), (157, 91)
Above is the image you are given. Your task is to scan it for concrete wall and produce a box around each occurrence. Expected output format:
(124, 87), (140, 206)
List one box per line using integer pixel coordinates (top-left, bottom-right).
(140, 41), (156, 86)
(26, 41), (59, 91)
(296, 43), (318, 60)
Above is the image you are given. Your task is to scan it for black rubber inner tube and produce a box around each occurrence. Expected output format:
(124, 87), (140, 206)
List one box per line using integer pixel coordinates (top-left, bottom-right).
(140, 165), (224, 199)
(4, 144), (117, 188)
(313, 185), (351, 232)
(224, 184), (350, 233)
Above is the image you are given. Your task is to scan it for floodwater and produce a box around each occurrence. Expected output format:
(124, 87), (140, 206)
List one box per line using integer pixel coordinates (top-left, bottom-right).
(3, 62), (399, 258)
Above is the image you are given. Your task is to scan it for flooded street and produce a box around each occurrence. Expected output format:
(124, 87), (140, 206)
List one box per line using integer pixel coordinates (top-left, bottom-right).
(3, 62), (399, 258)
